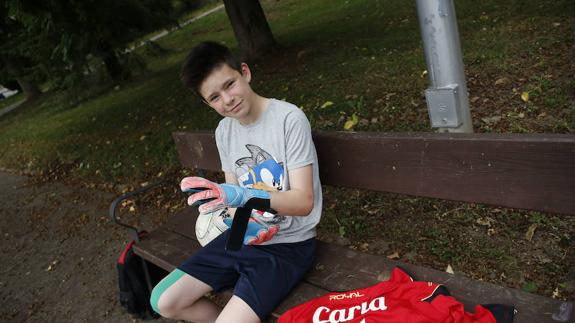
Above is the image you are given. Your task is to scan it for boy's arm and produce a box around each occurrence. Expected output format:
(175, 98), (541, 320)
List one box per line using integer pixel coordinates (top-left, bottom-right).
(183, 165), (314, 216)
(269, 164), (314, 216)
(224, 172), (239, 185)
(224, 167), (313, 217)
(224, 172), (238, 216)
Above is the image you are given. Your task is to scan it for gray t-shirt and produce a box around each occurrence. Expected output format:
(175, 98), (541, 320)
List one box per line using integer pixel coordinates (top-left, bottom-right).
(215, 99), (322, 244)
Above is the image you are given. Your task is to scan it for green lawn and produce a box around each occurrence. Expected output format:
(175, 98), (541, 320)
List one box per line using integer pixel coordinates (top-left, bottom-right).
(0, 0), (574, 299)
(1, 0), (573, 183)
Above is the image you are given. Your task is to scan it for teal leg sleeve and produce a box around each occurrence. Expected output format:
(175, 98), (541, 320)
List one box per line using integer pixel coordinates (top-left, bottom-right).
(150, 268), (186, 314)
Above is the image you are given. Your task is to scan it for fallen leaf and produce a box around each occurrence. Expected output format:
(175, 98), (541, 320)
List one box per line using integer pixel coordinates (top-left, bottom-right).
(139, 135), (146, 141)
(344, 114), (359, 130)
(481, 116), (502, 125)
(446, 264), (454, 274)
(45, 260), (58, 272)
(494, 77), (508, 86)
(387, 251), (400, 259)
(525, 223), (538, 241)
(521, 92), (529, 102)
(552, 287), (561, 299)
(421, 70), (428, 78)
(470, 96), (480, 103)
(320, 101), (334, 109)
(476, 217), (494, 227)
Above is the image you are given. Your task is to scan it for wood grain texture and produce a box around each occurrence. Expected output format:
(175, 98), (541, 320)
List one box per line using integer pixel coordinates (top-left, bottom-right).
(173, 131), (575, 215)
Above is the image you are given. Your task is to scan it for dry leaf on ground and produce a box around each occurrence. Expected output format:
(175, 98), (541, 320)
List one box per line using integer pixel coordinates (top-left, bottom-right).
(526, 223), (538, 241)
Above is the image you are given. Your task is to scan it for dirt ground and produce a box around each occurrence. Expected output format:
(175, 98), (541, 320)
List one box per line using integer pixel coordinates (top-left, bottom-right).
(0, 171), (172, 323)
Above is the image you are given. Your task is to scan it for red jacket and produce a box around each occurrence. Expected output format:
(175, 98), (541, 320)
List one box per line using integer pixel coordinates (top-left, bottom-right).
(279, 267), (498, 323)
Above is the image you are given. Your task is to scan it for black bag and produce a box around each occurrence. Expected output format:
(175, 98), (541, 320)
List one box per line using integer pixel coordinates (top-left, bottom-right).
(117, 233), (166, 320)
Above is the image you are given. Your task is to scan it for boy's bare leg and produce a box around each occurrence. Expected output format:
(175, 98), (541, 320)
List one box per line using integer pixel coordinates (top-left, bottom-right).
(156, 273), (221, 323)
(215, 296), (261, 323)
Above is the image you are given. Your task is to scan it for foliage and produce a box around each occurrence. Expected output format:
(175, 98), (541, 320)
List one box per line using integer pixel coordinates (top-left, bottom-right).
(1, 0), (178, 86)
(0, 3), (46, 88)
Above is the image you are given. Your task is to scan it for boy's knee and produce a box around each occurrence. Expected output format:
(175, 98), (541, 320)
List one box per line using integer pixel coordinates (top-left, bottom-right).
(149, 284), (164, 316)
(151, 284), (182, 319)
(150, 269), (186, 317)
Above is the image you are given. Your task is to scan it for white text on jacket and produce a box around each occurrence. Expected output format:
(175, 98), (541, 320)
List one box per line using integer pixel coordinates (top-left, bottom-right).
(312, 296), (388, 323)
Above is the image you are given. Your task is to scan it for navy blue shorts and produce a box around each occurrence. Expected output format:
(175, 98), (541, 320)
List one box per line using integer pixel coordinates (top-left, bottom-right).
(178, 230), (316, 320)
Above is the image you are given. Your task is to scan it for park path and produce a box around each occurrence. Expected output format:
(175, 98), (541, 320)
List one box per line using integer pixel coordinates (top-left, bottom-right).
(0, 171), (170, 322)
(128, 4), (225, 52)
(0, 99), (26, 119)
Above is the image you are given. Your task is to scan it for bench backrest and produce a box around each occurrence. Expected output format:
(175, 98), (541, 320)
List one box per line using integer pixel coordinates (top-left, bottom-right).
(173, 131), (575, 215)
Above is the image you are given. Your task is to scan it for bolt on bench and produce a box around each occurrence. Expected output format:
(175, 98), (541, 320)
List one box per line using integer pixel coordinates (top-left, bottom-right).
(111, 131), (575, 322)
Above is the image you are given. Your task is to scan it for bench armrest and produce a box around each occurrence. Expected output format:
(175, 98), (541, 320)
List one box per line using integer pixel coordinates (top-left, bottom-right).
(109, 179), (182, 242)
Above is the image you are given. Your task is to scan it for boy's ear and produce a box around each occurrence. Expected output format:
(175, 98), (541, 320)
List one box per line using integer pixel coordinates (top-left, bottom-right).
(240, 62), (252, 83)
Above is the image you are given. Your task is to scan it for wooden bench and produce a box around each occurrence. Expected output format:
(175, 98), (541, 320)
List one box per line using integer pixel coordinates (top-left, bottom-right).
(111, 131), (575, 322)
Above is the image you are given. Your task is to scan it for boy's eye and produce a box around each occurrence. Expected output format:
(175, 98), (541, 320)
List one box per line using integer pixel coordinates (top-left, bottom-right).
(210, 95), (220, 102)
(226, 80), (235, 89)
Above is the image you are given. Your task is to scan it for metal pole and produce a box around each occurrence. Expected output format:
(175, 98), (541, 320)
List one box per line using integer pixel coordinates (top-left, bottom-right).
(416, 0), (473, 133)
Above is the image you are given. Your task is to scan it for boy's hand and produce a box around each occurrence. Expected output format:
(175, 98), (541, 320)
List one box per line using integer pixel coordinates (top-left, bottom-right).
(180, 177), (272, 213)
(223, 217), (279, 245)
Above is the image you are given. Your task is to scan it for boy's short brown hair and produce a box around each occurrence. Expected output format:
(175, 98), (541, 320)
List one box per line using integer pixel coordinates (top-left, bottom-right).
(180, 41), (241, 99)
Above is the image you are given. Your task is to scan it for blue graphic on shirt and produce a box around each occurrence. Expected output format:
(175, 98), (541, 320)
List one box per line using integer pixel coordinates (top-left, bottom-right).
(235, 144), (285, 225)
(240, 159), (284, 191)
(235, 144), (284, 192)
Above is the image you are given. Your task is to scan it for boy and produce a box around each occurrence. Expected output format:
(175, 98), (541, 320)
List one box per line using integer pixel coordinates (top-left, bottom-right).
(150, 41), (323, 323)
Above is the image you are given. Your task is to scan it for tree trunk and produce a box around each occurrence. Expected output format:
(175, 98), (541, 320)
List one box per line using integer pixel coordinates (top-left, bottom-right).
(1, 54), (41, 100)
(223, 0), (278, 61)
(16, 78), (41, 100)
(98, 42), (131, 82)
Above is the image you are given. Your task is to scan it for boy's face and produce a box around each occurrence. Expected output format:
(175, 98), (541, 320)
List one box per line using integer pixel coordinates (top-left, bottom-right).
(199, 63), (255, 121)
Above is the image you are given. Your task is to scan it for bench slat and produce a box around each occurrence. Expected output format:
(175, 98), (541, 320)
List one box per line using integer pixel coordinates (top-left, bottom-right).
(134, 228), (194, 272)
(173, 131), (575, 215)
(314, 132), (575, 216)
(136, 209), (572, 323)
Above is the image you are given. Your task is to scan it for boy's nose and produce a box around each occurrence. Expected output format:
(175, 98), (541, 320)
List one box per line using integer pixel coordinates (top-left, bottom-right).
(222, 92), (234, 106)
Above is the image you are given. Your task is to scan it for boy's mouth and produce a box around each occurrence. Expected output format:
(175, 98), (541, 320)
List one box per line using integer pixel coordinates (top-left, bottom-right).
(229, 100), (243, 113)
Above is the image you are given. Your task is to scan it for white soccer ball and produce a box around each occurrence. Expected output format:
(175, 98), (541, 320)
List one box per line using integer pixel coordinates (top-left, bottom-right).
(195, 208), (229, 246)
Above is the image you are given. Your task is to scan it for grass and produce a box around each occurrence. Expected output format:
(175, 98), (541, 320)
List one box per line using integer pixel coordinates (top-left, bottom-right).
(0, 0), (574, 299)
(1, 0), (573, 179)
